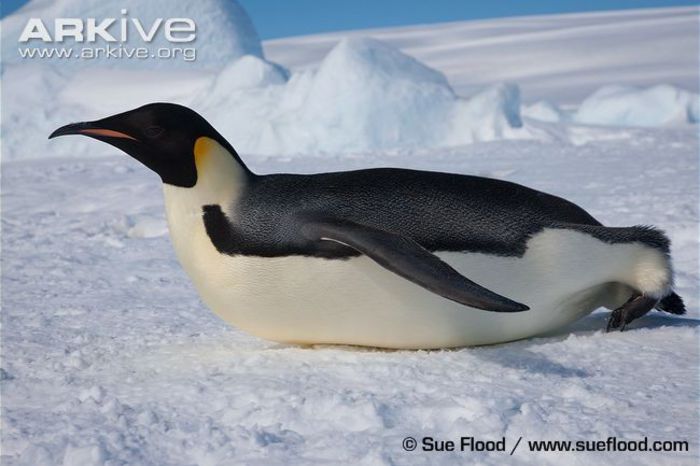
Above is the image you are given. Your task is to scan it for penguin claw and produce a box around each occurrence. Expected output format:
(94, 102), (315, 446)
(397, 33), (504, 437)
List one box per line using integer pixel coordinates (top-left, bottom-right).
(606, 308), (624, 332)
(605, 295), (659, 333)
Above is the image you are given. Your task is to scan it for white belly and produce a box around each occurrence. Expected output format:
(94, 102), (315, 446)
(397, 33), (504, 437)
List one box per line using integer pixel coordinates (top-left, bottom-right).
(185, 250), (618, 348)
(162, 190), (642, 348)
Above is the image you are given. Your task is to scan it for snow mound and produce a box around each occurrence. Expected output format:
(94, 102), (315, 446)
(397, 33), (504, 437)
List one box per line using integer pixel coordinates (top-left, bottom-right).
(276, 37), (457, 152)
(446, 83), (526, 144)
(1, 35), (537, 160)
(222, 38), (533, 154)
(1, 0), (262, 70)
(574, 84), (699, 127)
(523, 100), (567, 123)
(212, 55), (289, 91)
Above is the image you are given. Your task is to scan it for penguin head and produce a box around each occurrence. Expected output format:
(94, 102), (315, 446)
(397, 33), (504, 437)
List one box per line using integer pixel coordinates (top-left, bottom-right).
(49, 103), (249, 187)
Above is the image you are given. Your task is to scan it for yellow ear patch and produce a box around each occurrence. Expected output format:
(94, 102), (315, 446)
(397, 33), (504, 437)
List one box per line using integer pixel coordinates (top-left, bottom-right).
(194, 137), (214, 171)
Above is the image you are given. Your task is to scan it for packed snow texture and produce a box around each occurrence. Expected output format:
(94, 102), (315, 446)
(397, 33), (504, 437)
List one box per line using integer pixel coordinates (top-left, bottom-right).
(3, 130), (698, 466)
(1, 4), (698, 160)
(1, 0), (262, 69)
(2, 3), (699, 465)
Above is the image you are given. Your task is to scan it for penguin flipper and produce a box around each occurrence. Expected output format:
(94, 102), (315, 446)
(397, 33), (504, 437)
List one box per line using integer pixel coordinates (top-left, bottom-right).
(301, 218), (529, 313)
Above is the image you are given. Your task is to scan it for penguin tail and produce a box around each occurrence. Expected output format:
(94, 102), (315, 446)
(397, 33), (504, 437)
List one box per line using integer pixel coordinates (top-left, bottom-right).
(559, 223), (687, 332)
(656, 292), (686, 315)
(558, 223), (675, 300)
(611, 225), (676, 301)
(615, 225), (674, 300)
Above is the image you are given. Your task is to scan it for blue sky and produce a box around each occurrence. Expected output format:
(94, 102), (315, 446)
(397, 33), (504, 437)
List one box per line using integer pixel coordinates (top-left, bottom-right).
(2, 0), (697, 39)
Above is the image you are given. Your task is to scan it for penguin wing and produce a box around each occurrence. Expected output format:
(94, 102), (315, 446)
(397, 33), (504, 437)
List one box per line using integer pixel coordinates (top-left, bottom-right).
(301, 218), (529, 313)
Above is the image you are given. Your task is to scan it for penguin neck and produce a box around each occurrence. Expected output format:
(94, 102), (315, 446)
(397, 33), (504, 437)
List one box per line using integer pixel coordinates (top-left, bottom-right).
(162, 136), (250, 214)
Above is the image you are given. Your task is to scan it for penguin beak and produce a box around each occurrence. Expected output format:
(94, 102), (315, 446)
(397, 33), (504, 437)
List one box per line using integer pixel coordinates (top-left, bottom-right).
(49, 122), (139, 141)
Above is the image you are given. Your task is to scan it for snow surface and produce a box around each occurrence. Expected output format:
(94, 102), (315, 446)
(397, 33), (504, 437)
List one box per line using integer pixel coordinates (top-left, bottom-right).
(2, 129), (698, 466)
(2, 3), (699, 466)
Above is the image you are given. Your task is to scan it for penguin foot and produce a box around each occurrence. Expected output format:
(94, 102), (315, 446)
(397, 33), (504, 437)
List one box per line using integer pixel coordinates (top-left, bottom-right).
(606, 295), (659, 332)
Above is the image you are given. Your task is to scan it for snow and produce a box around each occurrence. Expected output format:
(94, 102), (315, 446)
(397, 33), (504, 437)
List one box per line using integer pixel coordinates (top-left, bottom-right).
(446, 82), (528, 145)
(227, 38), (533, 154)
(523, 101), (566, 123)
(125, 216), (168, 239)
(264, 6), (699, 103)
(211, 55), (289, 90)
(2, 3), (699, 466)
(1, 35), (534, 159)
(3, 5), (697, 160)
(2, 131), (698, 466)
(574, 84), (699, 127)
(286, 37), (456, 152)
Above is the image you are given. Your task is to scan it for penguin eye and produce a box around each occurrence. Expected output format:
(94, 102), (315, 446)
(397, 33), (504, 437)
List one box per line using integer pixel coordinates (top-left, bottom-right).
(144, 126), (165, 138)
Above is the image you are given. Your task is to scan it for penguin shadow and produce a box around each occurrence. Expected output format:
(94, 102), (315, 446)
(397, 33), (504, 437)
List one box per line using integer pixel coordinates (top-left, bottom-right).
(261, 338), (585, 379)
(257, 312), (699, 380)
(548, 310), (700, 336)
(262, 341), (406, 353)
(461, 312), (699, 379)
(469, 340), (591, 378)
(261, 340), (591, 379)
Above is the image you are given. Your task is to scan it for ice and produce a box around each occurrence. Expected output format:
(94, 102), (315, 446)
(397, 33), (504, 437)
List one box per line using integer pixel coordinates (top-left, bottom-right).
(212, 55), (289, 90)
(574, 84), (700, 127)
(277, 39), (533, 153)
(523, 100), (567, 123)
(293, 37), (456, 151)
(194, 38), (537, 155)
(446, 83), (533, 145)
(250, 37), (455, 154)
(2, 4), (698, 161)
(196, 38), (535, 155)
(264, 7), (699, 104)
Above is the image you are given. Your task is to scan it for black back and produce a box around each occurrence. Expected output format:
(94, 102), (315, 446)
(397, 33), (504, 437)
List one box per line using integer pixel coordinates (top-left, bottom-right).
(204, 167), (607, 259)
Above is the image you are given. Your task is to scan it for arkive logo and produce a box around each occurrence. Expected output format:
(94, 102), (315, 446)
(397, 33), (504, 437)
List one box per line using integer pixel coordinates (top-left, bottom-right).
(17, 9), (197, 62)
(19, 9), (196, 43)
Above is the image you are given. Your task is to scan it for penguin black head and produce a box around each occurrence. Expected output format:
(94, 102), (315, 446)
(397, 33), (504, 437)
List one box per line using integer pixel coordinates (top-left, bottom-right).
(49, 103), (249, 187)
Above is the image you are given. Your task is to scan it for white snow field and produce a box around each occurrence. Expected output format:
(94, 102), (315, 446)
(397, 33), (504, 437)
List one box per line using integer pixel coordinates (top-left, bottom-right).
(1, 1), (699, 465)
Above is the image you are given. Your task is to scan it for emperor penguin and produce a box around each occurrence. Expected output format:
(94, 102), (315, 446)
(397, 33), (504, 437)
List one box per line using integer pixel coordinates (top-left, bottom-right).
(49, 103), (686, 349)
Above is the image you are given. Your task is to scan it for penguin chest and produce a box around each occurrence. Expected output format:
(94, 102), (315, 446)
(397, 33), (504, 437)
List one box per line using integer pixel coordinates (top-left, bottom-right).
(160, 185), (242, 314)
(162, 205), (237, 310)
